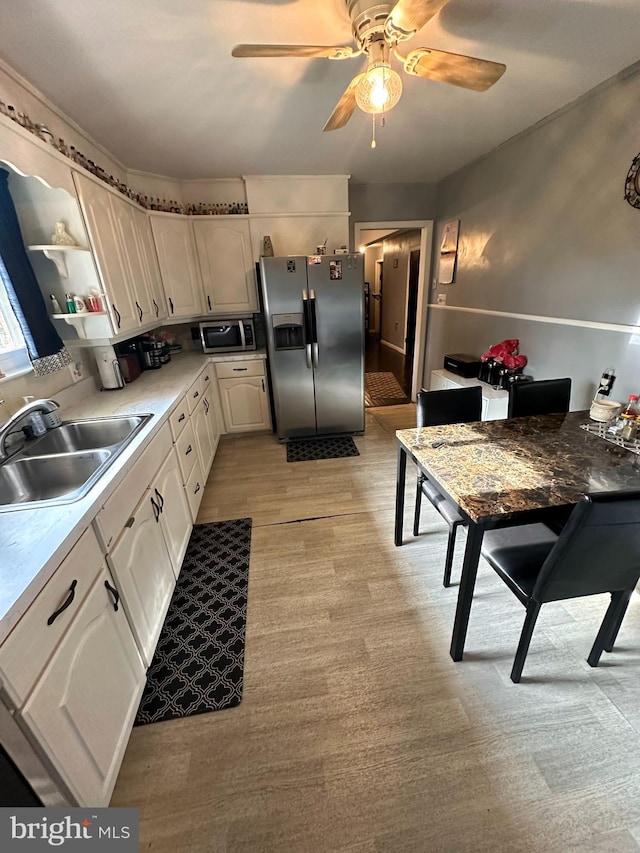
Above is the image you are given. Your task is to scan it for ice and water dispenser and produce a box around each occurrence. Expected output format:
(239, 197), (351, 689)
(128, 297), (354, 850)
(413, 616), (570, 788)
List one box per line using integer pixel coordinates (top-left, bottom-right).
(272, 313), (305, 350)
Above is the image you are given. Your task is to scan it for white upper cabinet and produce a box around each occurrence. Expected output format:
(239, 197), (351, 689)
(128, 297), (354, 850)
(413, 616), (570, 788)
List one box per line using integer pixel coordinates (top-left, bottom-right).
(150, 215), (203, 318)
(134, 207), (167, 323)
(73, 172), (138, 335)
(110, 193), (154, 326)
(193, 218), (258, 314)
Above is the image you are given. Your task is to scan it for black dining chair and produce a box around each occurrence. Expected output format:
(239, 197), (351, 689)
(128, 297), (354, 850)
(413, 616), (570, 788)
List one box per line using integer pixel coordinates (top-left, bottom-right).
(508, 377), (572, 419)
(413, 386), (482, 587)
(479, 490), (640, 682)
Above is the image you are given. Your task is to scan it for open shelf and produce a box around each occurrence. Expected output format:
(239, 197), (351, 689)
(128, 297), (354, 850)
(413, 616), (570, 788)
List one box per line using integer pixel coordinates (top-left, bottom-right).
(50, 311), (110, 340)
(28, 244), (90, 278)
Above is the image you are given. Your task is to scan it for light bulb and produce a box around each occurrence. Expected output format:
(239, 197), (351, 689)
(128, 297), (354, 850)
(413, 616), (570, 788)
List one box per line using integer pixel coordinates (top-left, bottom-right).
(355, 63), (403, 115)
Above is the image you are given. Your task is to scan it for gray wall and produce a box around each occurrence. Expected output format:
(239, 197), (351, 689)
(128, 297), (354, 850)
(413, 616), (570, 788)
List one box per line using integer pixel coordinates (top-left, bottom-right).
(349, 182), (437, 249)
(425, 65), (640, 409)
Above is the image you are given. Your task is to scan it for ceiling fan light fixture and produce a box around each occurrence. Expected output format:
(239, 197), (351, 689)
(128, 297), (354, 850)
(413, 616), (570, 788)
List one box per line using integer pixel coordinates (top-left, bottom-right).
(355, 62), (403, 114)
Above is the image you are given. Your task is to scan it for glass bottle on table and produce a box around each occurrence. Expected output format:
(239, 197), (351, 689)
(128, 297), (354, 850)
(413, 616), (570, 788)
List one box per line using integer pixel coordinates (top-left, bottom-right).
(619, 394), (639, 441)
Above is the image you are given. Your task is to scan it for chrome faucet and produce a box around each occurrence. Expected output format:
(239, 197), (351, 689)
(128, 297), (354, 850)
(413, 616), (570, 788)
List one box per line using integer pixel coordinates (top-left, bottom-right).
(0, 398), (59, 460)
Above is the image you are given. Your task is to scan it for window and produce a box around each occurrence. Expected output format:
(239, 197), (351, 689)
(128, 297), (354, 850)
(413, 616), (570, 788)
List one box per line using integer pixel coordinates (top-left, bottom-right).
(0, 256), (31, 379)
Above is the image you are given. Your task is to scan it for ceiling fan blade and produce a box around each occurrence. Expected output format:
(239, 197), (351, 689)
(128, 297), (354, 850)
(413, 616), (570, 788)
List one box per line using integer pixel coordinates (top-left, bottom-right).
(323, 74), (365, 132)
(386, 0), (452, 41)
(404, 48), (506, 91)
(232, 44), (356, 59)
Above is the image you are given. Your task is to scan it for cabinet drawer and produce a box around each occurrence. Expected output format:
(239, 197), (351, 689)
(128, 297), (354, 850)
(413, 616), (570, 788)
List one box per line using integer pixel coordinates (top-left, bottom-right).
(0, 528), (103, 707)
(186, 373), (207, 414)
(93, 421), (172, 552)
(200, 365), (212, 389)
(185, 458), (204, 522)
(175, 419), (197, 483)
(169, 395), (189, 440)
(215, 359), (264, 379)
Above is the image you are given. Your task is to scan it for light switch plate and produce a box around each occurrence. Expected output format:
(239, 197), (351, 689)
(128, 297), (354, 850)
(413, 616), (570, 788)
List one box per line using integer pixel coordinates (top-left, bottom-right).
(436, 294), (447, 305)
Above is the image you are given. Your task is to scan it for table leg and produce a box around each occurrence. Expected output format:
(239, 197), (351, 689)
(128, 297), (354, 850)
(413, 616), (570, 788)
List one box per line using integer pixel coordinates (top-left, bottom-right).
(394, 445), (407, 546)
(450, 522), (484, 661)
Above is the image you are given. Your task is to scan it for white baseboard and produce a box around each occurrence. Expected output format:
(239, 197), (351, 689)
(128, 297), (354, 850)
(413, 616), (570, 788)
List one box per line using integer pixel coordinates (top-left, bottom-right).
(380, 339), (405, 355)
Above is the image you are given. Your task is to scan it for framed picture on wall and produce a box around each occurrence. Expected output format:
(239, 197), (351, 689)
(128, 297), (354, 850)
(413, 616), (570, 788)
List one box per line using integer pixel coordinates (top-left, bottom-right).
(438, 219), (459, 284)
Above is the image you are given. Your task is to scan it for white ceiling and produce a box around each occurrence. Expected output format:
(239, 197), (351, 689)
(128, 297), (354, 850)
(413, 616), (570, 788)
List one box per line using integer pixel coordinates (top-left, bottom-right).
(0, 0), (639, 185)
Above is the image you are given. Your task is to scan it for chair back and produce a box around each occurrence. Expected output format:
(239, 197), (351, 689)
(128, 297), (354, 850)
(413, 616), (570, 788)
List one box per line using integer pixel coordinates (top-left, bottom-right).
(508, 377), (571, 418)
(533, 491), (640, 603)
(417, 386), (482, 428)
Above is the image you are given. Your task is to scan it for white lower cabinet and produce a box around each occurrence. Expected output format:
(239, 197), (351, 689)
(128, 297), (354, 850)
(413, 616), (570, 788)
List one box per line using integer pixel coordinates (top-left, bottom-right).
(21, 563), (145, 807)
(107, 487), (176, 667)
(429, 369), (508, 421)
(193, 394), (215, 477)
(219, 376), (271, 432)
(154, 450), (192, 577)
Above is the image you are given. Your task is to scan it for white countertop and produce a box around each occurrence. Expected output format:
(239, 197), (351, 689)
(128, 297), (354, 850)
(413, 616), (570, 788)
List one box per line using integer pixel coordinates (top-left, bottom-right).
(0, 349), (267, 643)
(433, 368), (509, 400)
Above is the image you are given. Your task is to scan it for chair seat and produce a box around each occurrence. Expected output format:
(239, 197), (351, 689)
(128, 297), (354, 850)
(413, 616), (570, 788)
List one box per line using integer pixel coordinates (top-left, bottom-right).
(481, 524), (558, 604)
(421, 477), (463, 526)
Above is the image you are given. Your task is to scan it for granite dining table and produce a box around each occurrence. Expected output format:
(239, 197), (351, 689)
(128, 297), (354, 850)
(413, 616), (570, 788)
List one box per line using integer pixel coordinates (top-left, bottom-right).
(394, 411), (640, 661)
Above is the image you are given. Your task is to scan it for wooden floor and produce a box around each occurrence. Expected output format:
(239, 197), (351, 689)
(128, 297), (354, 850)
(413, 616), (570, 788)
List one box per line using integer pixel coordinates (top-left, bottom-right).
(111, 408), (640, 852)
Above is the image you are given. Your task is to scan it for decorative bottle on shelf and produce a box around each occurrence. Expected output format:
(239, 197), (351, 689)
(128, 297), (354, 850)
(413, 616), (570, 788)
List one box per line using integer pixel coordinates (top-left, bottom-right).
(49, 294), (61, 314)
(619, 395), (639, 441)
(65, 293), (76, 314)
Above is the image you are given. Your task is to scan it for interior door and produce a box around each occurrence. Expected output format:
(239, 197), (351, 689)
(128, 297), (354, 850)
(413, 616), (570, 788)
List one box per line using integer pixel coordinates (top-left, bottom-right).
(308, 255), (365, 435)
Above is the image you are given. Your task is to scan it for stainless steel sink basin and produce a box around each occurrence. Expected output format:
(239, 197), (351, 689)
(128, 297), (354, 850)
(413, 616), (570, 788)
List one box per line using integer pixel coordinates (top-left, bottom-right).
(0, 451), (111, 505)
(21, 415), (147, 456)
(0, 413), (153, 509)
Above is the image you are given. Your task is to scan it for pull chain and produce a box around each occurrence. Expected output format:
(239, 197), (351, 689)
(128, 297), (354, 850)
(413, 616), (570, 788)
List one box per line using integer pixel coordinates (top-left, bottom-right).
(371, 114), (376, 149)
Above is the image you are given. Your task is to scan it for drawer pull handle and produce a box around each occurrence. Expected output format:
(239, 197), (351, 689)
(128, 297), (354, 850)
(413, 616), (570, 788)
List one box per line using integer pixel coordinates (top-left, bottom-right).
(193, 390), (199, 398)
(204, 399), (209, 415)
(47, 580), (77, 626)
(104, 580), (120, 612)
(233, 367), (248, 372)
(186, 444), (193, 455)
(194, 482), (201, 495)
(262, 378), (265, 392)
(178, 413), (185, 422)
(155, 488), (165, 511)
(204, 375), (209, 382)
(125, 516), (135, 528)
(151, 496), (161, 522)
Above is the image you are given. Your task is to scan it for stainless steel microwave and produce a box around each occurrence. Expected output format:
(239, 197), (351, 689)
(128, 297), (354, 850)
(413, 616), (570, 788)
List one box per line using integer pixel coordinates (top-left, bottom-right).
(199, 318), (256, 354)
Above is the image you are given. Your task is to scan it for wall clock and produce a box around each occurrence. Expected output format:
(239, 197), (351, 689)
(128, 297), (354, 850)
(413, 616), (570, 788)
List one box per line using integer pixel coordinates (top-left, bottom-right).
(624, 152), (640, 209)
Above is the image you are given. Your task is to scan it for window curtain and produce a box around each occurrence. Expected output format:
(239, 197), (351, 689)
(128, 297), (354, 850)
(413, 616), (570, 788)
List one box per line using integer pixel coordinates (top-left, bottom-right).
(0, 167), (71, 376)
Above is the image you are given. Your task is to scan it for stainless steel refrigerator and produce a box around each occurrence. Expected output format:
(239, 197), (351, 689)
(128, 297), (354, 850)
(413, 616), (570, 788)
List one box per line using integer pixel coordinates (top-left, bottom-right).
(260, 254), (365, 440)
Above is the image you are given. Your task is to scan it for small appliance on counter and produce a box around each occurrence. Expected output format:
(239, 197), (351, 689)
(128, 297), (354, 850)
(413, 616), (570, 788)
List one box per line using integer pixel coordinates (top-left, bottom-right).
(114, 341), (142, 384)
(199, 317), (256, 354)
(443, 353), (481, 379)
(93, 345), (125, 390)
(136, 336), (164, 370)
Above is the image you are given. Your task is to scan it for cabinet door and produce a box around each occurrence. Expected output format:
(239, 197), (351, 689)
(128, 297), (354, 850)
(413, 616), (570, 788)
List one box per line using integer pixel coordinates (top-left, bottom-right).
(193, 219), (258, 313)
(22, 568), (145, 807)
(111, 194), (153, 326)
(154, 449), (192, 577)
(107, 488), (175, 667)
(135, 208), (167, 323)
(73, 172), (137, 335)
(219, 376), (271, 433)
(192, 396), (214, 479)
(150, 216), (203, 318)
(429, 372), (449, 392)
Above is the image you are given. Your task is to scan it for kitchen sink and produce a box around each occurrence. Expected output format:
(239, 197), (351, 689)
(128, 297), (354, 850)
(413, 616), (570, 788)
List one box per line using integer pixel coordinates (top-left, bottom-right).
(21, 416), (148, 456)
(0, 413), (153, 509)
(0, 451), (112, 505)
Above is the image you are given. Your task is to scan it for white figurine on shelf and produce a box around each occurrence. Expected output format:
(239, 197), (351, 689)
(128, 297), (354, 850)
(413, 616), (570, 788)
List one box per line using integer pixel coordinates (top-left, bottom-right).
(51, 221), (77, 246)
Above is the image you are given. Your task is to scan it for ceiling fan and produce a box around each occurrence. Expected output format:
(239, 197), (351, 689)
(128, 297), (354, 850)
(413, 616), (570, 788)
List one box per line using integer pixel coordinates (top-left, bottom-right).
(232, 0), (506, 135)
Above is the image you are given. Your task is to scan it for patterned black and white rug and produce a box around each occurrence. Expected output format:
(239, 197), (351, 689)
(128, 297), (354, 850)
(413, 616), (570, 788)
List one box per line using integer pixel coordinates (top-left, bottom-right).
(135, 518), (251, 726)
(286, 436), (360, 462)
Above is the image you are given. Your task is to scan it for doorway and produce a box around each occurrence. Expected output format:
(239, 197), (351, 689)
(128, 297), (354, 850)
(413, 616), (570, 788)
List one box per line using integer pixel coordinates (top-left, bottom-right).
(356, 221), (433, 404)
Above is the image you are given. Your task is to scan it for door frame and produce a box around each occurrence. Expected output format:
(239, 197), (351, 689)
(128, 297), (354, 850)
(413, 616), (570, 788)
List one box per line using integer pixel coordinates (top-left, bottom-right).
(354, 220), (434, 401)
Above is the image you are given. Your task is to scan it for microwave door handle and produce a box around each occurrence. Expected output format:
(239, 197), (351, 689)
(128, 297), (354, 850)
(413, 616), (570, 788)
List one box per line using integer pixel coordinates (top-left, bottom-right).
(310, 289), (319, 369)
(302, 289), (312, 369)
(238, 320), (246, 349)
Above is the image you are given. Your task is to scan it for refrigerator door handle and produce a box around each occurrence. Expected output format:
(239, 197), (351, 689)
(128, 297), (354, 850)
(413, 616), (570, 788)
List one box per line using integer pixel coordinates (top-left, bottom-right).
(302, 289), (312, 369)
(310, 289), (319, 368)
